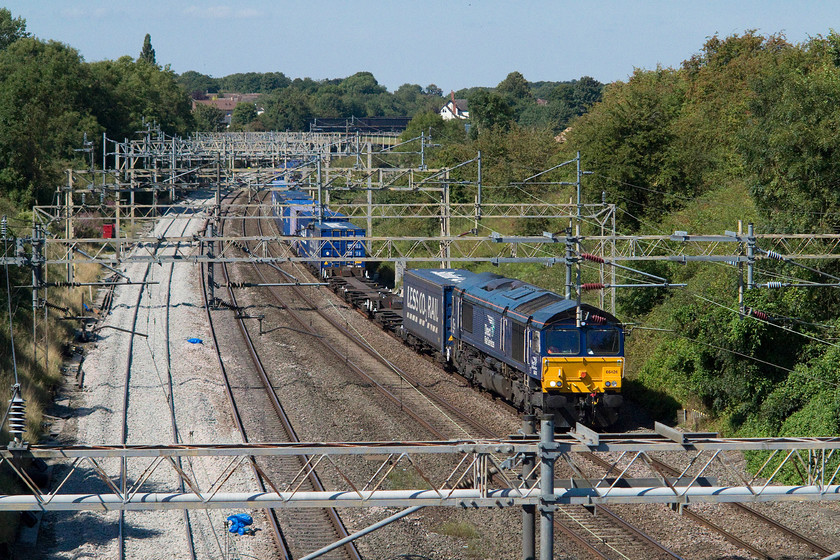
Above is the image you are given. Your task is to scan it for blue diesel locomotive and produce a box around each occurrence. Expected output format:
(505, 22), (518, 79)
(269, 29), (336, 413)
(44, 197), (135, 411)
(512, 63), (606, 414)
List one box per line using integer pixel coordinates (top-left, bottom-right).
(401, 269), (624, 428)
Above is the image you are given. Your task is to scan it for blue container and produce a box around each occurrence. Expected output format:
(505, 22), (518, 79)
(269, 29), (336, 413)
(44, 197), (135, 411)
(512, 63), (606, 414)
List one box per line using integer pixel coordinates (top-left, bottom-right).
(402, 269), (480, 354)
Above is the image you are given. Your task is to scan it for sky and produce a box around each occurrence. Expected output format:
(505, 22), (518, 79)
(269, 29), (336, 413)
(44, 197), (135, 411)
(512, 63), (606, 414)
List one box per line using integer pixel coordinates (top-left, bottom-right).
(4, 1), (840, 92)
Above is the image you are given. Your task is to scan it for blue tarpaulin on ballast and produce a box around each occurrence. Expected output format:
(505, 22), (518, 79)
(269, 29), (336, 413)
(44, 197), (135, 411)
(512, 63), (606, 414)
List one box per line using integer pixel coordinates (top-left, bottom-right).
(227, 513), (253, 535)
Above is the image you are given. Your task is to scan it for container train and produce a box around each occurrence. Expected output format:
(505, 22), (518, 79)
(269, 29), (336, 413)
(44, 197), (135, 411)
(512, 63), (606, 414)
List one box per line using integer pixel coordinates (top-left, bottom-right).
(271, 186), (366, 275)
(271, 185), (624, 428)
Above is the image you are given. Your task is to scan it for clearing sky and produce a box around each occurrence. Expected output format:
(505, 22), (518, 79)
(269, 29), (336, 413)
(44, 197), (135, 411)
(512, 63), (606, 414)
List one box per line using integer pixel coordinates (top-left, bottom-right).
(5, 1), (838, 92)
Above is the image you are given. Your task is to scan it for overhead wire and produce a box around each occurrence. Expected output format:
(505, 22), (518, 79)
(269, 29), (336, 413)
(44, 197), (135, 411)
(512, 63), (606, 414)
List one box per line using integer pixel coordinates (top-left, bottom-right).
(630, 325), (794, 374)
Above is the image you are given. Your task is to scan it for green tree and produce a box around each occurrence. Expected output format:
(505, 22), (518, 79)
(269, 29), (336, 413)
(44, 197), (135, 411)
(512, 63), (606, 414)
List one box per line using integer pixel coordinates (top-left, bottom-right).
(192, 103), (226, 131)
(139, 33), (155, 64)
(467, 89), (514, 134)
(567, 67), (688, 229)
(340, 71), (386, 95)
(313, 93), (345, 117)
(231, 102), (258, 128)
(88, 56), (194, 138)
(496, 71), (531, 100)
(738, 35), (840, 231)
(572, 76), (603, 108)
(0, 38), (100, 204)
(0, 8), (28, 50)
(401, 111), (457, 140)
(178, 70), (219, 94)
(259, 89), (312, 131)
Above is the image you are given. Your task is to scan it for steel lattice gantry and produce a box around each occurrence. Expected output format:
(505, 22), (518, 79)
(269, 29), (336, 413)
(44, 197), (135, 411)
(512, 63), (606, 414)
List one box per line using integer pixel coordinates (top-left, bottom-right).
(3, 424), (840, 512)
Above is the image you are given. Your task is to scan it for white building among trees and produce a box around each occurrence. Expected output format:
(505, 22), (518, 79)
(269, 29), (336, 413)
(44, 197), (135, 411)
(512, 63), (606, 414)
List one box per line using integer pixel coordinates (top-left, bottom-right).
(440, 92), (469, 120)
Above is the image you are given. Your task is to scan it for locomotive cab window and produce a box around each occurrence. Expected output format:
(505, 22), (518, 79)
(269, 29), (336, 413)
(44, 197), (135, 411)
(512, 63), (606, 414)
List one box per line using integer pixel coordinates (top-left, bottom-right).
(586, 327), (621, 355)
(546, 328), (579, 355)
(462, 301), (474, 333)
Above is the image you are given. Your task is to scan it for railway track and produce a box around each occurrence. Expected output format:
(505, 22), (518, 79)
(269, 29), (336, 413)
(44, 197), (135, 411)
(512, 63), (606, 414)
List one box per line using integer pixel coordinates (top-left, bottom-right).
(242, 209), (483, 440)
(230, 194), (685, 560)
(204, 193), (361, 560)
(160, 213), (197, 560)
(117, 208), (197, 560)
(581, 451), (833, 559)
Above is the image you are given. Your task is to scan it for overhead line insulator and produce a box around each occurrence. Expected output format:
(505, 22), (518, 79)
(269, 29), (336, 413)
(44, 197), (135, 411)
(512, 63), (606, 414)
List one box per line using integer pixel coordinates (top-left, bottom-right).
(581, 253), (605, 264)
(581, 283), (605, 291)
(749, 309), (770, 321)
(7, 386), (25, 442)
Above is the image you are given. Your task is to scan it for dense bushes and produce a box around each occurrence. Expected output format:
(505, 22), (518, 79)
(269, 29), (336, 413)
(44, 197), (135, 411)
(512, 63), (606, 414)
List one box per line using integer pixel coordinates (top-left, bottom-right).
(563, 32), (840, 437)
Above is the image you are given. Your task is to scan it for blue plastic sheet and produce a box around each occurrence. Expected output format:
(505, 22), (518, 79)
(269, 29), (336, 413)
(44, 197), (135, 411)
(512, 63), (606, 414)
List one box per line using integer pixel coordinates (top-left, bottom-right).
(226, 513), (253, 535)
(187, 338), (203, 344)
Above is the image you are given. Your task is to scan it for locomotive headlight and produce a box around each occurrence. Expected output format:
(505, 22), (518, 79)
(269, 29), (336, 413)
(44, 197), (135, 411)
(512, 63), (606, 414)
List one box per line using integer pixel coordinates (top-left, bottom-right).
(549, 381), (557, 387)
(605, 381), (611, 387)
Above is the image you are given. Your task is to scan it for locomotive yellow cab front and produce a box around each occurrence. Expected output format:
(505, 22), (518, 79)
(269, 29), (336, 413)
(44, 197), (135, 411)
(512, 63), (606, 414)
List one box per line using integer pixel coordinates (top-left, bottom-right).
(542, 357), (624, 394)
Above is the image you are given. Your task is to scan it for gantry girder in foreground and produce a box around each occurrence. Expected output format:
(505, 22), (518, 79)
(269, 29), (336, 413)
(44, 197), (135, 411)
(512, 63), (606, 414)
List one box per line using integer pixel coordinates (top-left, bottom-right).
(2, 423), (840, 512)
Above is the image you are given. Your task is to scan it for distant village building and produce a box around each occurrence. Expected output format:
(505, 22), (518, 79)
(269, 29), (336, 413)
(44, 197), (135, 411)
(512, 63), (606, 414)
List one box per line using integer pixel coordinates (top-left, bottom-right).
(440, 91), (469, 120)
(192, 93), (262, 127)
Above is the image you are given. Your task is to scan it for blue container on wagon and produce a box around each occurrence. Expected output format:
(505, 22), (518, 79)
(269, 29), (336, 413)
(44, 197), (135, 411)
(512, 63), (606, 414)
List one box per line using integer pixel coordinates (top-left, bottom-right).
(301, 221), (366, 270)
(283, 197), (316, 236)
(401, 269), (483, 354)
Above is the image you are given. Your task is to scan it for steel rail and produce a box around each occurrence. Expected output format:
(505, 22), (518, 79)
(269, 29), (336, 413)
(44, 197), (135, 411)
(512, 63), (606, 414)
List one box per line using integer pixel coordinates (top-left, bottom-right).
(251, 204), (492, 439)
(593, 504), (684, 559)
(118, 214), (177, 560)
(645, 455), (832, 557)
(582, 451), (831, 559)
(161, 215), (197, 560)
(222, 194), (361, 560)
(240, 223), (446, 440)
(199, 223), (292, 560)
(680, 508), (771, 560)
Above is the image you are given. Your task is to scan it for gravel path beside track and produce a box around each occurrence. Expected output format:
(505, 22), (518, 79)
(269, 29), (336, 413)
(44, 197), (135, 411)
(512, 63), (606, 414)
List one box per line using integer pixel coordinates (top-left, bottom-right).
(34, 194), (270, 560)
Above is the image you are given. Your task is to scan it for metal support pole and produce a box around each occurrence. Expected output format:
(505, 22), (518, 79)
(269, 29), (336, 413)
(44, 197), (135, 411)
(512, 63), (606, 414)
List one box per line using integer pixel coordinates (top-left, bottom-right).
(575, 151), (582, 238)
(367, 142), (373, 254)
(610, 204), (616, 315)
(102, 132), (107, 188)
(420, 130), (425, 170)
(737, 220), (744, 314)
(215, 152), (221, 193)
(747, 222), (755, 290)
(575, 151), (583, 326)
(65, 171), (73, 283)
(522, 415), (536, 560)
(170, 137), (176, 201)
(207, 221), (215, 305)
(130, 168), (136, 236)
(31, 223), (39, 368)
(317, 158), (323, 223)
(565, 230), (573, 300)
(476, 150), (482, 232)
(442, 172), (451, 268)
(539, 415), (555, 560)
